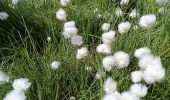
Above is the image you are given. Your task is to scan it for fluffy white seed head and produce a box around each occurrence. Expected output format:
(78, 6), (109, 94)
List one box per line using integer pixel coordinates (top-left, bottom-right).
(71, 35), (83, 46)
(156, 0), (168, 5)
(3, 90), (26, 100)
(102, 56), (115, 71)
(130, 84), (148, 97)
(102, 30), (116, 44)
(121, 91), (140, 100)
(0, 12), (9, 20)
(139, 14), (156, 28)
(103, 93), (120, 100)
(12, 78), (31, 92)
(12, 0), (19, 5)
(0, 71), (9, 85)
(51, 61), (61, 70)
(103, 77), (117, 94)
(60, 0), (70, 6)
(129, 9), (139, 18)
(131, 71), (143, 83)
(76, 47), (88, 60)
(56, 8), (67, 21)
(69, 96), (76, 100)
(64, 21), (76, 29)
(134, 47), (151, 59)
(115, 7), (123, 17)
(63, 27), (78, 38)
(120, 0), (130, 5)
(102, 23), (110, 32)
(113, 51), (130, 69)
(118, 21), (131, 34)
(47, 36), (51, 42)
(158, 7), (166, 14)
(96, 44), (111, 54)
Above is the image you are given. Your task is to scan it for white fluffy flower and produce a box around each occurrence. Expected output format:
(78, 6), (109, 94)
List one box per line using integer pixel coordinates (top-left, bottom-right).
(71, 35), (83, 46)
(156, 0), (168, 5)
(69, 96), (76, 100)
(51, 61), (61, 70)
(102, 30), (116, 44)
(139, 14), (156, 28)
(115, 7), (123, 17)
(103, 77), (117, 94)
(0, 71), (9, 85)
(56, 8), (67, 21)
(129, 9), (139, 18)
(130, 84), (148, 97)
(3, 90), (26, 100)
(118, 21), (131, 34)
(134, 47), (151, 59)
(120, 0), (130, 5)
(0, 12), (9, 20)
(64, 21), (75, 29)
(63, 27), (78, 38)
(121, 91), (140, 100)
(102, 23), (110, 32)
(76, 47), (88, 59)
(113, 51), (129, 69)
(96, 44), (111, 54)
(158, 7), (166, 14)
(102, 56), (115, 71)
(103, 93), (120, 100)
(12, 0), (19, 5)
(12, 78), (31, 92)
(60, 0), (70, 6)
(131, 71), (143, 83)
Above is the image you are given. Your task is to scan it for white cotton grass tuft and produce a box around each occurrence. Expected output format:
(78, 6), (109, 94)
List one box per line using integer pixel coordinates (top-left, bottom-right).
(51, 61), (61, 70)
(0, 12), (9, 20)
(113, 51), (130, 69)
(3, 90), (26, 100)
(158, 7), (167, 14)
(102, 23), (110, 32)
(69, 96), (76, 100)
(96, 44), (111, 54)
(102, 30), (116, 44)
(12, 78), (31, 92)
(139, 14), (156, 28)
(129, 9), (139, 18)
(56, 8), (67, 21)
(120, 0), (130, 5)
(130, 83), (148, 97)
(134, 47), (151, 59)
(12, 0), (19, 5)
(131, 71), (143, 83)
(47, 36), (51, 42)
(103, 77), (117, 94)
(115, 7), (123, 17)
(76, 47), (88, 60)
(64, 21), (75, 28)
(102, 93), (121, 100)
(118, 21), (131, 34)
(71, 35), (83, 46)
(60, 0), (70, 6)
(156, 0), (168, 5)
(120, 91), (140, 100)
(0, 71), (9, 85)
(102, 56), (115, 71)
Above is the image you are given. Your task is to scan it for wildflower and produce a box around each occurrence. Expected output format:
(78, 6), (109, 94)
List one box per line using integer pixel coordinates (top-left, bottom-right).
(139, 14), (156, 28)
(118, 21), (131, 34)
(102, 56), (115, 71)
(60, 0), (70, 6)
(158, 7), (166, 14)
(113, 51), (129, 69)
(130, 84), (148, 97)
(120, 0), (130, 5)
(12, 78), (31, 92)
(129, 9), (139, 18)
(56, 8), (67, 21)
(102, 23), (110, 32)
(96, 44), (111, 54)
(12, 0), (19, 5)
(134, 47), (151, 59)
(115, 7), (123, 17)
(156, 0), (168, 5)
(64, 21), (76, 29)
(51, 61), (61, 70)
(103, 77), (117, 94)
(71, 35), (83, 46)
(102, 30), (116, 44)
(63, 27), (78, 38)
(121, 91), (140, 100)
(0, 12), (9, 20)
(103, 93), (120, 100)
(0, 71), (9, 85)
(3, 90), (26, 100)
(76, 47), (88, 59)
(131, 71), (143, 83)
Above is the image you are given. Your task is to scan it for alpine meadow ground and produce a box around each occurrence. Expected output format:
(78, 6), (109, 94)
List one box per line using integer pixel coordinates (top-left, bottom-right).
(0, 0), (170, 100)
